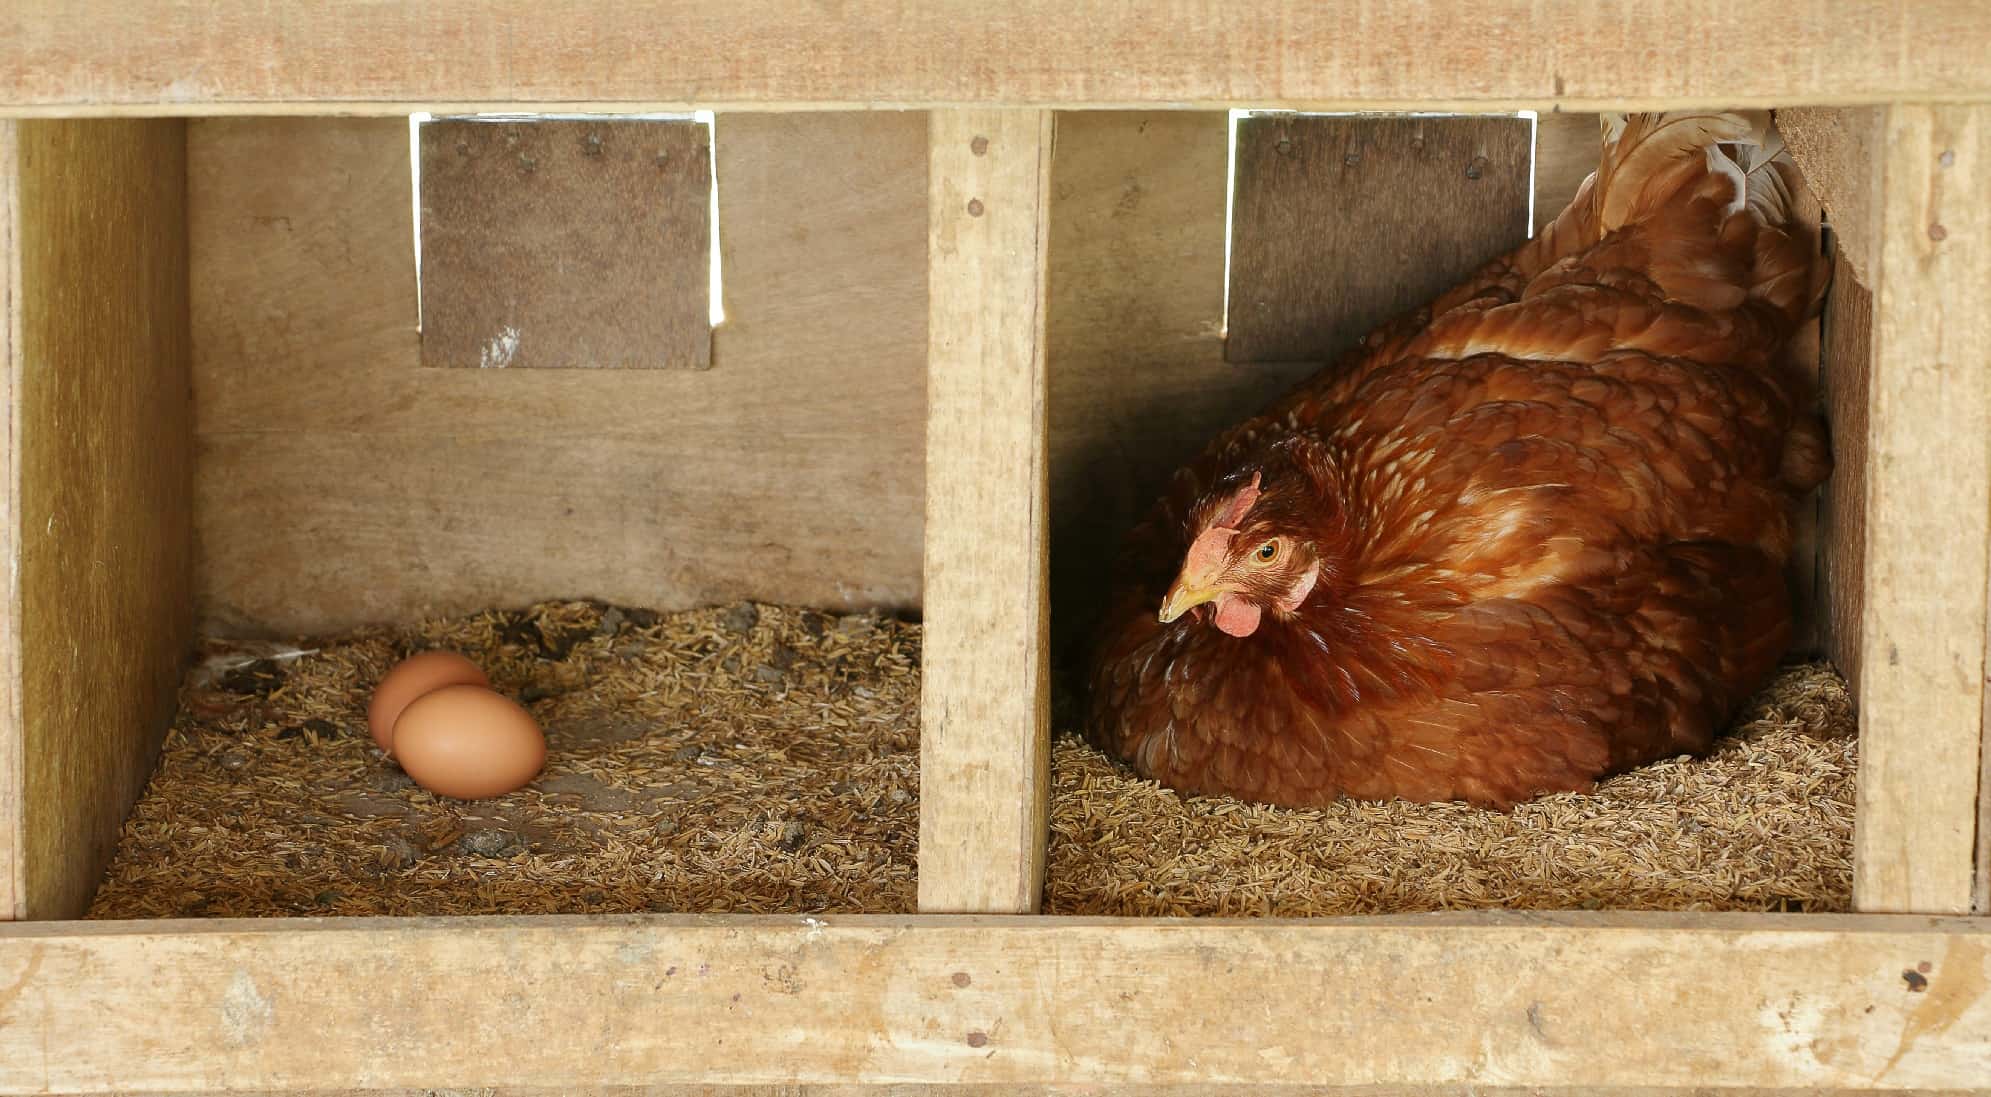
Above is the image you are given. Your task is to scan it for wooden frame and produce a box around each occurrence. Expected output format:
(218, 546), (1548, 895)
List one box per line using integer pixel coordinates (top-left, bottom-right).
(4, 3), (1991, 1094)
(4, 1), (1991, 116)
(3, 912), (1990, 1091)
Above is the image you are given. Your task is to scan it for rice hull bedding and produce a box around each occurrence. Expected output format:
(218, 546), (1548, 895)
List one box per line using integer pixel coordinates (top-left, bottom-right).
(88, 601), (922, 918)
(88, 602), (1852, 920)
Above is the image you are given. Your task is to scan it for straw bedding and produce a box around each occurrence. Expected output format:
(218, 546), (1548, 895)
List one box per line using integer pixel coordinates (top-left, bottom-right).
(86, 600), (1855, 920)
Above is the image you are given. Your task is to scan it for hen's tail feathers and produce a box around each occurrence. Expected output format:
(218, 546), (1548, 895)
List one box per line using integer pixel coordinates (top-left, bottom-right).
(1593, 111), (1771, 231)
(1574, 111), (1828, 325)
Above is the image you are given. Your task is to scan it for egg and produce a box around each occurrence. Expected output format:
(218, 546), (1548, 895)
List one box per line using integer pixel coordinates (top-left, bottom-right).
(367, 651), (490, 753)
(390, 684), (547, 800)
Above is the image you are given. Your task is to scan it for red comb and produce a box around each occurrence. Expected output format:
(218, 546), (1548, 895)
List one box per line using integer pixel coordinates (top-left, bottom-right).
(1215, 472), (1262, 528)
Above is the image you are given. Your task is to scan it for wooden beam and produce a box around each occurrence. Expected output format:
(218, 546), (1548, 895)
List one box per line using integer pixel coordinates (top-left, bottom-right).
(1854, 104), (1991, 915)
(1780, 108), (1885, 288)
(1, 119), (193, 920)
(0, 122), (17, 921)
(2, 912), (1989, 1091)
(6, 2), (1991, 116)
(919, 109), (1053, 914)
(1817, 253), (1874, 699)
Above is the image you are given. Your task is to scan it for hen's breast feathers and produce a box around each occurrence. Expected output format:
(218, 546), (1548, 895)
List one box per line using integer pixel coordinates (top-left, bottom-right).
(1086, 111), (1832, 809)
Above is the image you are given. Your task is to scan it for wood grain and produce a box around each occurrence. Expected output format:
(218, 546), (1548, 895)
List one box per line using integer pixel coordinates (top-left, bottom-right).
(1531, 111), (1599, 234)
(1854, 104), (1991, 916)
(1044, 111), (1316, 666)
(189, 114), (926, 636)
(1, 119), (193, 920)
(67, 1088), (1991, 1097)
(1224, 114), (1532, 364)
(1779, 107), (1885, 289)
(1818, 253), (1872, 700)
(0, 122), (17, 921)
(6, 1), (1991, 114)
(1779, 108), (1884, 691)
(417, 117), (711, 370)
(917, 110), (1052, 914)
(2, 912), (1989, 1091)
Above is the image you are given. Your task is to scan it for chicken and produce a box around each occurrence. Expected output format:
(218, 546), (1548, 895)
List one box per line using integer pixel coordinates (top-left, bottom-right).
(1084, 111), (1832, 809)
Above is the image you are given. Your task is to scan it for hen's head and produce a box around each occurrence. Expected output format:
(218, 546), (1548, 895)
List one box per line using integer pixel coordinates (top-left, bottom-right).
(1158, 436), (1343, 638)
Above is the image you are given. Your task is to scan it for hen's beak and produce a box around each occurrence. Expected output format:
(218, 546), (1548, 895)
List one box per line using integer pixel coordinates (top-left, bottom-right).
(1158, 580), (1220, 624)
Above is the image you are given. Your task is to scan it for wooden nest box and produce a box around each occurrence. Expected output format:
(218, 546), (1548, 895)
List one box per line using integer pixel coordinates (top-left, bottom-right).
(4, 3), (1991, 1092)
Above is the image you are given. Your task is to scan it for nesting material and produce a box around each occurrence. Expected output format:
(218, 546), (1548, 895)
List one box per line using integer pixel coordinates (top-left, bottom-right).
(89, 601), (922, 918)
(88, 601), (1854, 920)
(1047, 662), (1856, 916)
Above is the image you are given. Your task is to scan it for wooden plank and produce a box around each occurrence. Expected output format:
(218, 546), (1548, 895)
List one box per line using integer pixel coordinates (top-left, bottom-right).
(1224, 113), (1532, 364)
(1044, 111), (1316, 663)
(1776, 108), (1881, 684)
(918, 109), (1052, 914)
(0, 120), (193, 920)
(0, 123), (17, 922)
(1781, 108), (1885, 289)
(1818, 255), (1873, 699)
(70, 1088), (1991, 1097)
(417, 117), (712, 370)
(7, 1), (1991, 115)
(1531, 111), (1599, 233)
(3, 912), (1991, 1091)
(1854, 104), (1991, 916)
(189, 114), (925, 637)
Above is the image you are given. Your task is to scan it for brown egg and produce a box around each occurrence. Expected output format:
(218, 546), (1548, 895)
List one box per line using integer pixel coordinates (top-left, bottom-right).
(367, 651), (490, 753)
(391, 684), (547, 800)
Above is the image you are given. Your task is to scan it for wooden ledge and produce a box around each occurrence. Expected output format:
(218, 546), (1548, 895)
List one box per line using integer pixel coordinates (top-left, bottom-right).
(4, 1), (1991, 116)
(2, 911), (1986, 1092)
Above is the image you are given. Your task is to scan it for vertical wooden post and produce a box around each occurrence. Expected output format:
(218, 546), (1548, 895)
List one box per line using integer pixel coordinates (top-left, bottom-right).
(0, 120), (19, 921)
(1855, 104), (1991, 915)
(918, 109), (1054, 914)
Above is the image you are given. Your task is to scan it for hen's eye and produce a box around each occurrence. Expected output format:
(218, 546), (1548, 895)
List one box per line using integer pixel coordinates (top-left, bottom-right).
(1253, 540), (1280, 564)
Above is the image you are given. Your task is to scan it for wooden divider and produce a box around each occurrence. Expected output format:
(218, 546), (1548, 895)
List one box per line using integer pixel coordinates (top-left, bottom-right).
(0, 119), (194, 920)
(1836, 105), (1989, 915)
(918, 110), (1054, 914)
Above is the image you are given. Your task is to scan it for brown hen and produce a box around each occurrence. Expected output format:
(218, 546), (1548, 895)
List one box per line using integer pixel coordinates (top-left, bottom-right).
(1085, 111), (1832, 809)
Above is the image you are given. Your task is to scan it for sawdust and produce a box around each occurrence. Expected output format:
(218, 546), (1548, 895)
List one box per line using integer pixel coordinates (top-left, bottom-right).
(86, 601), (1854, 920)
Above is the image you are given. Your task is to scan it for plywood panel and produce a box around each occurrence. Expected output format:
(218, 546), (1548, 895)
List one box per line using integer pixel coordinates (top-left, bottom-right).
(918, 110), (1052, 915)
(1854, 104), (1991, 916)
(417, 117), (712, 370)
(1, 119), (193, 920)
(1045, 112), (1318, 668)
(1531, 111), (1599, 233)
(190, 114), (926, 636)
(1224, 114), (1532, 364)
(7, 1), (1991, 114)
(2, 912), (1990, 1091)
